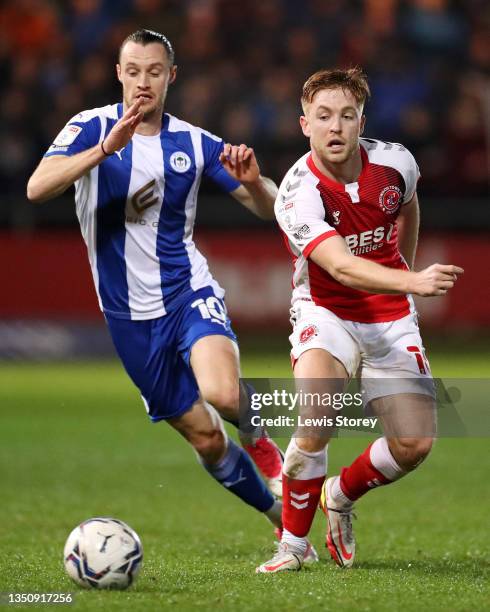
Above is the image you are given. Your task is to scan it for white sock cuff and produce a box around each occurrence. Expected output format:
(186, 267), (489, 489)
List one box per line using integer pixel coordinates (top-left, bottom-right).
(370, 437), (405, 481)
(282, 528), (308, 556)
(283, 438), (327, 480)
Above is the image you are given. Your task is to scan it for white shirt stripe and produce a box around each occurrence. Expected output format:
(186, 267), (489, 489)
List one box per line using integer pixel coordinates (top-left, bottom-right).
(124, 133), (166, 319)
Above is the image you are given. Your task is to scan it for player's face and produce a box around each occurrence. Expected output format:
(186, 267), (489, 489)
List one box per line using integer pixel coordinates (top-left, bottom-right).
(300, 88), (365, 166)
(117, 42), (177, 116)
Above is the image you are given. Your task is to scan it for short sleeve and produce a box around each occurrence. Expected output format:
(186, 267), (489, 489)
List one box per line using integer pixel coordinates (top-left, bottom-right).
(403, 148), (420, 203)
(201, 132), (240, 193)
(44, 113), (101, 157)
(275, 177), (338, 258)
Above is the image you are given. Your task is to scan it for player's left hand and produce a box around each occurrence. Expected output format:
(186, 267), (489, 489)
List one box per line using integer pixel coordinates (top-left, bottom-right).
(220, 143), (260, 184)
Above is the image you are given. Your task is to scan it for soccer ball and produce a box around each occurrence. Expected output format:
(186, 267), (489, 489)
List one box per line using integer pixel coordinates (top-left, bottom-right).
(63, 517), (143, 589)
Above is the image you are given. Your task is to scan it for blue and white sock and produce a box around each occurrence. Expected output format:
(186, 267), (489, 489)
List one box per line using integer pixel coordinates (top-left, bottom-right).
(204, 438), (275, 514)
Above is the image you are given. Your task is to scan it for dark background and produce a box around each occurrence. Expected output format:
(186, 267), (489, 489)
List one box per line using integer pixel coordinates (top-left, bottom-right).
(0, 0), (488, 357)
(1, 0), (488, 231)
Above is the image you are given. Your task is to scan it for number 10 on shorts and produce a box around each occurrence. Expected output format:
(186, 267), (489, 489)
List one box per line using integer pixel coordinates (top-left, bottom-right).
(191, 297), (227, 327)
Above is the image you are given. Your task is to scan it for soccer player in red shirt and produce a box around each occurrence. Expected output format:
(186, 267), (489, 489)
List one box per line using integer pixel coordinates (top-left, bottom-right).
(257, 68), (463, 573)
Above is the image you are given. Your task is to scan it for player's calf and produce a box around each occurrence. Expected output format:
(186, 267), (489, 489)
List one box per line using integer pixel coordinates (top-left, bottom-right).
(191, 427), (228, 464)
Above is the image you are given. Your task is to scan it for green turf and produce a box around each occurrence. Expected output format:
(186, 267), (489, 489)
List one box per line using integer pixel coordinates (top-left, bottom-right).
(0, 351), (489, 611)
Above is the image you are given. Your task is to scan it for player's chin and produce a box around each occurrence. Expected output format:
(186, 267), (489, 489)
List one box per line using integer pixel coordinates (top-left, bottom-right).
(139, 101), (159, 117)
(325, 151), (349, 164)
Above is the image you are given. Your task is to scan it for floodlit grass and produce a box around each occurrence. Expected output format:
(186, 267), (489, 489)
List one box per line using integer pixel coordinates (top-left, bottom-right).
(0, 349), (488, 611)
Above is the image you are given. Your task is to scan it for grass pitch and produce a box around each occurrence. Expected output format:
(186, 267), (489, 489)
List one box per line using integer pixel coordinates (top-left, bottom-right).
(0, 346), (489, 611)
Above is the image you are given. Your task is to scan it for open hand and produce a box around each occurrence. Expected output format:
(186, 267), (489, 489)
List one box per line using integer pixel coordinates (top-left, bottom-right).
(102, 99), (144, 154)
(219, 143), (260, 184)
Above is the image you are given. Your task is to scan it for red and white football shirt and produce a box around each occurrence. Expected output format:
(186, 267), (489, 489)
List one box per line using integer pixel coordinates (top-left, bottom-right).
(275, 138), (420, 323)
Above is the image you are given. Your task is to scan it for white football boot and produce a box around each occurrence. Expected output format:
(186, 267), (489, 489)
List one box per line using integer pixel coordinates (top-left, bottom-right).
(256, 542), (303, 574)
(320, 476), (356, 568)
(273, 527), (319, 566)
(256, 531), (319, 573)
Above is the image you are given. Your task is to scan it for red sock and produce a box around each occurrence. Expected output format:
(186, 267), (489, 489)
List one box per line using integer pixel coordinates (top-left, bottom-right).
(282, 475), (325, 537)
(340, 442), (391, 501)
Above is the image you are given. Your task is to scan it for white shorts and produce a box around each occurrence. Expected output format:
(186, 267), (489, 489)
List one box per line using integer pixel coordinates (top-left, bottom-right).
(289, 300), (435, 406)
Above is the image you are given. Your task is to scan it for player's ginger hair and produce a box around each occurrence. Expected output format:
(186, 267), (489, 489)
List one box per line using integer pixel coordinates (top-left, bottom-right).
(301, 67), (371, 112)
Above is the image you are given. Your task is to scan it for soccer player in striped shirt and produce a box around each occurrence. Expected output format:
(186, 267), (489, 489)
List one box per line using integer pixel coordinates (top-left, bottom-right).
(27, 29), (317, 557)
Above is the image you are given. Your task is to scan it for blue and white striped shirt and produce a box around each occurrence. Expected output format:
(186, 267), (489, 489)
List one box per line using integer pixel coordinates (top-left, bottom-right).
(46, 104), (240, 320)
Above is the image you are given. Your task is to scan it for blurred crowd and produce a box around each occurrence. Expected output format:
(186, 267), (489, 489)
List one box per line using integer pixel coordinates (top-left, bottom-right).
(0, 0), (488, 220)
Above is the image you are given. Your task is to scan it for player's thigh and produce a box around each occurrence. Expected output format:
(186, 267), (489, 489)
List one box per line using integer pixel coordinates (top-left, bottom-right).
(105, 315), (199, 422)
(294, 347), (349, 379)
(291, 305), (354, 449)
(292, 303), (355, 411)
(167, 397), (226, 462)
(190, 334), (240, 401)
(179, 286), (240, 417)
(293, 349), (349, 450)
(369, 392), (436, 440)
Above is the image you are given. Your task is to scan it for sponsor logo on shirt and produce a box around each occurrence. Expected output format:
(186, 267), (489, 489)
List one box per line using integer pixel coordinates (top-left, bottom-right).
(345, 224), (395, 255)
(379, 185), (402, 214)
(131, 179), (160, 214)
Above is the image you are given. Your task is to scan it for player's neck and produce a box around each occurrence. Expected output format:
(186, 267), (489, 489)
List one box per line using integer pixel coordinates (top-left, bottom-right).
(312, 148), (363, 185)
(132, 106), (164, 136)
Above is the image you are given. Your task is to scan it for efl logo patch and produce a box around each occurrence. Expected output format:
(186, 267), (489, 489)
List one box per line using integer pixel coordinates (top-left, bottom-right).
(170, 151), (191, 173)
(379, 185), (402, 214)
(299, 324), (318, 344)
(277, 201), (297, 229)
(53, 124), (82, 146)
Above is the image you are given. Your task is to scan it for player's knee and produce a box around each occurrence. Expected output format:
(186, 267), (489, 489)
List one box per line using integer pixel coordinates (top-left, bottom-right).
(201, 381), (240, 417)
(390, 437), (434, 470)
(192, 428), (227, 464)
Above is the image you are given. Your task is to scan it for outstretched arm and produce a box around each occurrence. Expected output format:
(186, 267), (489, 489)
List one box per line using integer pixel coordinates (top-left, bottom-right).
(220, 143), (278, 220)
(27, 100), (144, 203)
(310, 234), (463, 297)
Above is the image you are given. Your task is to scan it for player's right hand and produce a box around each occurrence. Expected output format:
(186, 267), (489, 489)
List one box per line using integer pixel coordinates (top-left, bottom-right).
(102, 99), (144, 154)
(411, 263), (464, 296)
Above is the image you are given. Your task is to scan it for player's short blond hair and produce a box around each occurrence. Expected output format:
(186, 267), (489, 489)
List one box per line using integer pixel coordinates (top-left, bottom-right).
(301, 67), (370, 111)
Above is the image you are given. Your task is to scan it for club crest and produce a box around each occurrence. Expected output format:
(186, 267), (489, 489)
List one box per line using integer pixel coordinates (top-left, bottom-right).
(379, 185), (403, 214)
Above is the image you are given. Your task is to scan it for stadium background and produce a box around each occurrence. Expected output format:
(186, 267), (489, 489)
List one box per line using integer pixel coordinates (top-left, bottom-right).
(0, 1), (489, 610)
(0, 0), (488, 355)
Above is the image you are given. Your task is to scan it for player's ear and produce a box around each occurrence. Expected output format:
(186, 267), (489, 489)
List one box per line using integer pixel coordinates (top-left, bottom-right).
(360, 114), (366, 135)
(116, 63), (122, 84)
(169, 65), (177, 85)
(300, 115), (311, 138)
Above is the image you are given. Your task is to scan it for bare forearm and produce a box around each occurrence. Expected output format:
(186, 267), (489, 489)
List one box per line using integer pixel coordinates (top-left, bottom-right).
(27, 145), (106, 202)
(241, 176), (278, 220)
(310, 235), (462, 298)
(332, 255), (413, 294)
